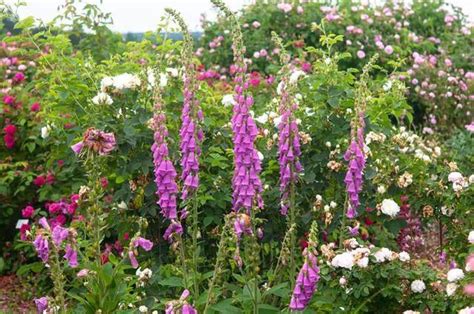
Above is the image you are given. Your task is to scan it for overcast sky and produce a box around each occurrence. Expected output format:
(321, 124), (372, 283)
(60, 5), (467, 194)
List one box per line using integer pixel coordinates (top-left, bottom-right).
(4, 0), (474, 33)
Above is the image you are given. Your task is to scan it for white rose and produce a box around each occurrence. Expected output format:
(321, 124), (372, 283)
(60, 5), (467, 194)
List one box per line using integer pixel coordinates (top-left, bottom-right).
(222, 94), (235, 107)
(159, 73), (168, 87)
(339, 276), (347, 286)
(100, 76), (114, 91)
(357, 257), (369, 268)
(138, 305), (148, 313)
(92, 92), (113, 105)
(373, 248), (392, 263)
(289, 70), (305, 84)
(410, 280), (426, 293)
(166, 67), (179, 77)
(255, 113), (269, 124)
(448, 171), (463, 182)
(447, 268), (464, 282)
(331, 252), (355, 269)
(446, 283), (457, 296)
(377, 185), (386, 194)
(273, 115), (282, 127)
(41, 125), (51, 139)
(399, 251), (410, 262)
(380, 199), (400, 217)
(469, 230), (474, 244)
(459, 307), (474, 314)
(403, 311), (420, 314)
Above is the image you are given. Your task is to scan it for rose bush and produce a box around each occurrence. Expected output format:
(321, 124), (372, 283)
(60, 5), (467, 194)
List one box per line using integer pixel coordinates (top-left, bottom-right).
(0, 0), (473, 313)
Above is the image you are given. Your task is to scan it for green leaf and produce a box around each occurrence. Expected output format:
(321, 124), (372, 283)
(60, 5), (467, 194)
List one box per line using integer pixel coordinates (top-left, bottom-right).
(14, 16), (35, 29)
(211, 299), (242, 313)
(159, 276), (184, 287)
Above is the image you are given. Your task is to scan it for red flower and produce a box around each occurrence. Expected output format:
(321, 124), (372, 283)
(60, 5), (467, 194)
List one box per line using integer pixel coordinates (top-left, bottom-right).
(249, 71), (261, 87)
(4, 134), (15, 149)
(20, 223), (30, 241)
(45, 173), (55, 185)
(30, 102), (41, 112)
(4, 124), (16, 135)
(3, 95), (15, 105)
(21, 205), (35, 218)
(12, 72), (25, 83)
(33, 175), (46, 187)
(364, 217), (375, 226)
(100, 177), (109, 188)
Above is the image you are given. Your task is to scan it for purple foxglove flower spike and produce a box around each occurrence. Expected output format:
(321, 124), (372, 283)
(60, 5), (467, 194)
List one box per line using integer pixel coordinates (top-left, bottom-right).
(150, 101), (180, 241)
(277, 66), (303, 216)
(289, 248), (320, 311)
(179, 72), (203, 202)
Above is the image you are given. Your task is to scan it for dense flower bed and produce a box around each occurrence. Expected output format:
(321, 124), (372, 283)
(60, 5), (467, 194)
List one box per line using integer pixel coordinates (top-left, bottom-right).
(0, 0), (473, 313)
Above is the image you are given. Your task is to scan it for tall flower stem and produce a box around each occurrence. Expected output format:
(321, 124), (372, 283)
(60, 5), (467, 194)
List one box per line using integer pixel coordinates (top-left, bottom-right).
(165, 8), (203, 301)
(204, 215), (232, 313)
(50, 243), (66, 312)
(271, 31), (303, 285)
(191, 194), (200, 299)
(288, 180), (296, 287)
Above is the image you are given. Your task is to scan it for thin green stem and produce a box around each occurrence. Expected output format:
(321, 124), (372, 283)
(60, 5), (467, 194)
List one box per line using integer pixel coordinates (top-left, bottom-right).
(191, 194), (200, 301)
(51, 243), (66, 312)
(204, 217), (230, 313)
(177, 233), (190, 290)
(339, 195), (349, 248)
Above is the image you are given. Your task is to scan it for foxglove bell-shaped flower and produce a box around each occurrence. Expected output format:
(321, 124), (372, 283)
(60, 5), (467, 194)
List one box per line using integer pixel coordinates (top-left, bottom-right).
(133, 237), (153, 251)
(64, 244), (78, 268)
(33, 234), (49, 262)
(289, 249), (320, 311)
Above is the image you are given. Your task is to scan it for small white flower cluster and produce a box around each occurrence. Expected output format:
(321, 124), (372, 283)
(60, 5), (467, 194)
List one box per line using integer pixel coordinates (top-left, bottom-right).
(221, 94), (235, 107)
(392, 127), (441, 163)
(101, 73), (141, 92)
(447, 268), (464, 282)
(397, 171), (413, 188)
(469, 230), (474, 244)
(380, 199), (400, 217)
(365, 131), (387, 145)
(459, 307), (474, 314)
(92, 92), (113, 105)
(330, 240), (410, 270)
(410, 279), (426, 293)
(136, 268), (153, 287)
(448, 171), (471, 193)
